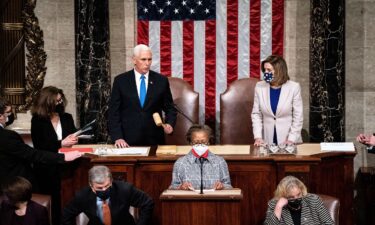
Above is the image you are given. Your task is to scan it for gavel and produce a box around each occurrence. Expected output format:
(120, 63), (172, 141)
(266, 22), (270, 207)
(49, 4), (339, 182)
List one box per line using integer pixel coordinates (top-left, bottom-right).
(153, 112), (166, 128)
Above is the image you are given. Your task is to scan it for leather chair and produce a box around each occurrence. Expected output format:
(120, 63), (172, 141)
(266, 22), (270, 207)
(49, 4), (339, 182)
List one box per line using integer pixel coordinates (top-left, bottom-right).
(0, 193), (52, 224)
(166, 77), (199, 145)
(317, 194), (340, 225)
(220, 78), (258, 144)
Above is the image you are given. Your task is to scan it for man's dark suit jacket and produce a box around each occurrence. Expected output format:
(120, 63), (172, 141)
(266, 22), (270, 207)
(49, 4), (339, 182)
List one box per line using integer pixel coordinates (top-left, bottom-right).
(108, 70), (177, 146)
(62, 180), (154, 225)
(0, 126), (65, 186)
(0, 200), (50, 225)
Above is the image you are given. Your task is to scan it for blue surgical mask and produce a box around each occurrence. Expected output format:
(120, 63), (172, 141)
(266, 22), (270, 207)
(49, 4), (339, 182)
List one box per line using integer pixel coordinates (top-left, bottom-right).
(263, 72), (274, 83)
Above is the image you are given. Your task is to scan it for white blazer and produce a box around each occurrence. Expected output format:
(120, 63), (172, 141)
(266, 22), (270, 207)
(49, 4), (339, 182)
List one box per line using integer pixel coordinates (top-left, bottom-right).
(251, 80), (303, 144)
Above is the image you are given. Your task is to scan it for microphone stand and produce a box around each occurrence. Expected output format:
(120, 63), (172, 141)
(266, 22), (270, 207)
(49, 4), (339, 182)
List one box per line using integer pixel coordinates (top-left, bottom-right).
(199, 157), (205, 194)
(173, 103), (195, 124)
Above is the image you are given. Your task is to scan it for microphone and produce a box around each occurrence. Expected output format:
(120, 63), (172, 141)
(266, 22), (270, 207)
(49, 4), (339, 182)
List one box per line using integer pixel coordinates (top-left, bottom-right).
(172, 103), (195, 124)
(199, 157), (206, 194)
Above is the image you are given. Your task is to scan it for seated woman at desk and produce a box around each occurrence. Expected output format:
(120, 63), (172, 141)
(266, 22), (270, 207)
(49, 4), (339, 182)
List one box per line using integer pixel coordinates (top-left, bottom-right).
(169, 124), (232, 190)
(264, 176), (333, 225)
(0, 176), (50, 225)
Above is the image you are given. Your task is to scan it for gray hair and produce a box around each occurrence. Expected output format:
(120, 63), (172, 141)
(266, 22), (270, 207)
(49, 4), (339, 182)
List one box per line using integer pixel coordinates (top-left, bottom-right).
(88, 165), (112, 185)
(133, 44), (151, 57)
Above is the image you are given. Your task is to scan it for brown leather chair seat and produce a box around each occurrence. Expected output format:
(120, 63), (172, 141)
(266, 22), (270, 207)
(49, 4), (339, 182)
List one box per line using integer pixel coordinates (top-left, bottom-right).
(166, 77), (199, 145)
(317, 194), (340, 225)
(220, 78), (258, 144)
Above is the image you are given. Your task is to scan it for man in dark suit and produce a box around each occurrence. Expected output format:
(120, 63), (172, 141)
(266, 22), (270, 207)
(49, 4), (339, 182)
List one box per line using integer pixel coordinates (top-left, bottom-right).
(108, 44), (177, 147)
(0, 97), (82, 187)
(62, 165), (154, 225)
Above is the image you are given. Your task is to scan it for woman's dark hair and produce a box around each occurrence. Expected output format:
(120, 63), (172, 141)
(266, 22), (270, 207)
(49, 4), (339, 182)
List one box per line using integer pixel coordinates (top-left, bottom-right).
(261, 55), (290, 86)
(0, 97), (11, 114)
(186, 124), (214, 144)
(2, 176), (32, 204)
(31, 86), (67, 118)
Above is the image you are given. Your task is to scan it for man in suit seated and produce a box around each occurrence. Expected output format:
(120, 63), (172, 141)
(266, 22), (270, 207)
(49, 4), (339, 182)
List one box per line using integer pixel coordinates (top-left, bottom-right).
(108, 44), (177, 147)
(62, 165), (154, 225)
(0, 97), (82, 187)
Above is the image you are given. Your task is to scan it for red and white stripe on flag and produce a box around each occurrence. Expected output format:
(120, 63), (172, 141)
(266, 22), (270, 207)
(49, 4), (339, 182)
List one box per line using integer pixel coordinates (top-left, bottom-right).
(137, 0), (284, 137)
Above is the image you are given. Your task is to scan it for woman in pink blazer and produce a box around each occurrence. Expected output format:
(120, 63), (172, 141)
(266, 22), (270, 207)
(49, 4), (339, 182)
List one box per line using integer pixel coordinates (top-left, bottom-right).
(251, 55), (303, 146)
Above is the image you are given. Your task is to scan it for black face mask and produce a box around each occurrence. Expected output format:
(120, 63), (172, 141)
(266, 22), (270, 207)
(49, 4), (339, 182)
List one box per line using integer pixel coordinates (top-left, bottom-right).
(95, 187), (111, 201)
(5, 113), (15, 126)
(55, 104), (65, 114)
(288, 198), (302, 209)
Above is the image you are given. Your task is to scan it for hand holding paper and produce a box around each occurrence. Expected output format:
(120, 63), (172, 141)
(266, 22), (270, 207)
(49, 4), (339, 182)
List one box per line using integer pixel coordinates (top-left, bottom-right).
(61, 134), (78, 147)
(73, 119), (96, 136)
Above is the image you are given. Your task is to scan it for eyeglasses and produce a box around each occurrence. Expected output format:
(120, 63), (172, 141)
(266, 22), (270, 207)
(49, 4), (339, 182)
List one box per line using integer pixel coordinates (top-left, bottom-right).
(191, 141), (209, 146)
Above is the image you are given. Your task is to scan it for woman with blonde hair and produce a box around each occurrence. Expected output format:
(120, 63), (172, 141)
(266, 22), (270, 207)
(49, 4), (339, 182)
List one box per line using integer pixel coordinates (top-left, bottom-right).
(264, 176), (333, 225)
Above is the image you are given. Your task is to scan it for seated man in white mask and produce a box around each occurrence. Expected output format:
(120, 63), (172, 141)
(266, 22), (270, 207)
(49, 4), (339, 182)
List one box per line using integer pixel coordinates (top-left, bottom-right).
(169, 124), (232, 190)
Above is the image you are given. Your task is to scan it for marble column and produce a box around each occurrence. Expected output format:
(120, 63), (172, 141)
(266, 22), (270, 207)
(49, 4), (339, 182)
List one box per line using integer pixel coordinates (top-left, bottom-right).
(309, 0), (345, 142)
(75, 0), (110, 142)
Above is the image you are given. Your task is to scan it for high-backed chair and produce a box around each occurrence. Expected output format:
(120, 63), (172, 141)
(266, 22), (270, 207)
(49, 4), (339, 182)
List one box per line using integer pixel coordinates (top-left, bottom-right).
(166, 77), (199, 145)
(220, 78), (258, 144)
(0, 193), (51, 224)
(317, 194), (340, 225)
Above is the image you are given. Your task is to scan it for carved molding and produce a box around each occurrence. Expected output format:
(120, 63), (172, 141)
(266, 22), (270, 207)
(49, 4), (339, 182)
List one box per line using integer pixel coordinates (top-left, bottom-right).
(16, 0), (47, 112)
(2, 23), (23, 30)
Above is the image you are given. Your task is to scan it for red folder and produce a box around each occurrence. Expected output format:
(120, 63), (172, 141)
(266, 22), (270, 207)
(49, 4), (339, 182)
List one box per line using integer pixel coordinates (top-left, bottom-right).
(58, 148), (93, 153)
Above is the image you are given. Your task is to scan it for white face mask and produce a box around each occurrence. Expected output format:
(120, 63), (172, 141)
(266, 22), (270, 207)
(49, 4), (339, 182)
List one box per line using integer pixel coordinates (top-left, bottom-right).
(192, 144), (209, 156)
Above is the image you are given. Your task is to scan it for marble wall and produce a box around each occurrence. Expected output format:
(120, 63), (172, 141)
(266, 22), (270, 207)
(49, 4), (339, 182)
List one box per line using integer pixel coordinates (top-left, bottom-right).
(75, 0), (111, 142)
(310, 0), (345, 142)
(346, 0), (375, 173)
(283, 0), (310, 135)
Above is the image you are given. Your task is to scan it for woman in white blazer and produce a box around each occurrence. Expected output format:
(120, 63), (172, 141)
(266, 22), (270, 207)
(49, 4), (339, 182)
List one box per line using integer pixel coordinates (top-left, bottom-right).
(251, 55), (303, 146)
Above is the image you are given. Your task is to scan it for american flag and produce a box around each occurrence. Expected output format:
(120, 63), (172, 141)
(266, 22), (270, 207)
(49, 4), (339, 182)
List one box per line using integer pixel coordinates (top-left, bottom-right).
(137, 0), (284, 138)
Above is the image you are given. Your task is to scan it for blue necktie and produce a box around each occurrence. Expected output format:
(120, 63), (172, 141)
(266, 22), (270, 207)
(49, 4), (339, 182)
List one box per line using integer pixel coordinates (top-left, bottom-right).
(139, 75), (146, 107)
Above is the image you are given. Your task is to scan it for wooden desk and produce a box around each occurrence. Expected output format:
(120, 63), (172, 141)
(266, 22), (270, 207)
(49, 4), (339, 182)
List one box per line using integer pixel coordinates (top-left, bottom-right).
(61, 144), (355, 225)
(160, 189), (243, 225)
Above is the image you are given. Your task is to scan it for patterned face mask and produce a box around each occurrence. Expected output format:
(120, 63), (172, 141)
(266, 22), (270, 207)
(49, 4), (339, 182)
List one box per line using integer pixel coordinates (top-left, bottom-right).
(263, 72), (274, 83)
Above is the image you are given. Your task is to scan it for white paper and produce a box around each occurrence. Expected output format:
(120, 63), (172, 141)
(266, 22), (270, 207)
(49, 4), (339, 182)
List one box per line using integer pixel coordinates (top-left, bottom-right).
(320, 142), (355, 152)
(110, 147), (149, 155)
(193, 189), (215, 193)
(77, 134), (94, 139)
